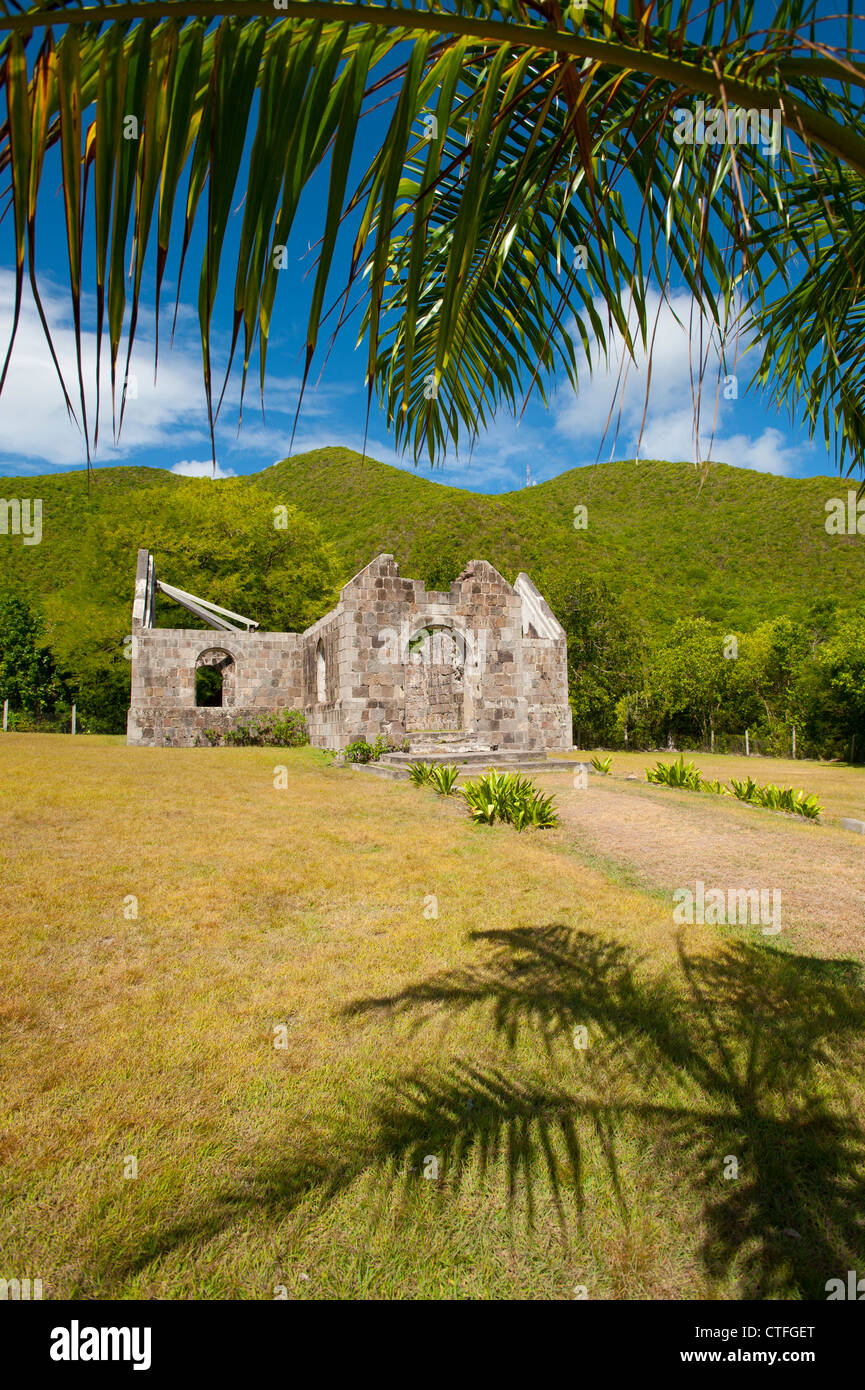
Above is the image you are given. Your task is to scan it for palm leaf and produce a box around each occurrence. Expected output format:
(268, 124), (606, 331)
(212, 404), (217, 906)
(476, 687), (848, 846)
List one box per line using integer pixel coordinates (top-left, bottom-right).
(0, 0), (863, 473)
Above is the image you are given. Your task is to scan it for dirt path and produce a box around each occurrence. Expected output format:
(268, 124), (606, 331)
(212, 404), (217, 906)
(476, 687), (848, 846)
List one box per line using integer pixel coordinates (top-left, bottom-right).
(539, 773), (865, 963)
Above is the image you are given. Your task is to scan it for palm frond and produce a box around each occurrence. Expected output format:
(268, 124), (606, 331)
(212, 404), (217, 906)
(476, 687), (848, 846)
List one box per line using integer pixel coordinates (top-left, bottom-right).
(0, 0), (862, 471)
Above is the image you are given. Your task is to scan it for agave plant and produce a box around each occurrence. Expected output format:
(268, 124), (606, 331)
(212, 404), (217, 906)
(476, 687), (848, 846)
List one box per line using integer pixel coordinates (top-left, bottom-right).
(460, 767), (558, 829)
(430, 763), (460, 795)
(756, 782), (780, 810)
(524, 788), (558, 830)
(1, 2), (864, 473)
(590, 755), (612, 775)
(791, 790), (822, 820)
(729, 775), (761, 803)
(727, 776), (822, 819)
(646, 756), (702, 791)
(701, 778), (728, 796)
(407, 760), (435, 786)
(461, 769), (503, 824)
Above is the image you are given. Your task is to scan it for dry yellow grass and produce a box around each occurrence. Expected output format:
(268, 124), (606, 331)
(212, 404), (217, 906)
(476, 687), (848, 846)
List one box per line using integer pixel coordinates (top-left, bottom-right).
(536, 752), (865, 961)
(1, 734), (864, 1300)
(575, 748), (865, 825)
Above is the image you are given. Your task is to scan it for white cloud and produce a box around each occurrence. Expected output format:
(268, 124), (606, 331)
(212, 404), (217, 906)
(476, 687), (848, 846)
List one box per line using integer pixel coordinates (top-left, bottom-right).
(0, 272), (207, 468)
(170, 458), (237, 479)
(0, 272), (342, 474)
(0, 270), (821, 489)
(554, 288), (799, 476)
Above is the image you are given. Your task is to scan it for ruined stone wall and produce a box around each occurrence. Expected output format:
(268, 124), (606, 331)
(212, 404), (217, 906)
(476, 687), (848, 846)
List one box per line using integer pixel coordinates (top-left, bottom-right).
(522, 638), (573, 750)
(299, 559), (414, 750)
(300, 607), (346, 749)
(404, 627), (464, 731)
(295, 554), (567, 752)
(126, 549), (572, 752)
(448, 559), (530, 748)
(127, 629), (303, 747)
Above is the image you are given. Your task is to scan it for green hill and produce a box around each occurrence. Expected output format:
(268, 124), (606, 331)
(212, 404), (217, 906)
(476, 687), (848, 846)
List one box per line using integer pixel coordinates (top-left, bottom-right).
(254, 448), (865, 631)
(2, 447), (864, 635)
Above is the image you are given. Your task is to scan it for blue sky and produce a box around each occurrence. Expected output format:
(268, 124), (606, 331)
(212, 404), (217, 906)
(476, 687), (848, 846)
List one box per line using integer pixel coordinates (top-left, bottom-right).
(0, 6), (849, 494)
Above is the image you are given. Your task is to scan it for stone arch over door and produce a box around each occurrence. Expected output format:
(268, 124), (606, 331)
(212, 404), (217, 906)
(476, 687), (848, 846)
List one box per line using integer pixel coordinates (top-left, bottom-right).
(195, 648), (236, 708)
(403, 625), (467, 732)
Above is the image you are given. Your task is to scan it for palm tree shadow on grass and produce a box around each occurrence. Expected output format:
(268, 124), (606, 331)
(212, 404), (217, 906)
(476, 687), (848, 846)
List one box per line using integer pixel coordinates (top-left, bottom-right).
(341, 926), (865, 1297)
(98, 927), (865, 1298)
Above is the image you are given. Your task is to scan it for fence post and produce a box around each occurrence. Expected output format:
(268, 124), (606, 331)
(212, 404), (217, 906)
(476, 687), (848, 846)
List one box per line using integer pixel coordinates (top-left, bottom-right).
(71, 704), (77, 736)
(2, 699), (7, 732)
(745, 728), (750, 758)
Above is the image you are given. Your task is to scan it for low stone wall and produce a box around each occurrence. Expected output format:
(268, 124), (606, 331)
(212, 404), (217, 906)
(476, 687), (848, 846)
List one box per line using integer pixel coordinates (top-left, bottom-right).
(125, 705), (283, 748)
(304, 701), (345, 751)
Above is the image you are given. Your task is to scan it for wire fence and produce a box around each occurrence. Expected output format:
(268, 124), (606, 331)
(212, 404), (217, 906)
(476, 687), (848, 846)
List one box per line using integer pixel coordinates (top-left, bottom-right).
(1, 704), (80, 734)
(574, 729), (847, 760)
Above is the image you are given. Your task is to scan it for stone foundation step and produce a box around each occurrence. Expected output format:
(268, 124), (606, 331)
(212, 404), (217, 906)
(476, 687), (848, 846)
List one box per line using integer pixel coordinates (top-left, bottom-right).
(400, 749), (488, 760)
(380, 748), (576, 767)
(364, 753), (587, 776)
(405, 730), (482, 744)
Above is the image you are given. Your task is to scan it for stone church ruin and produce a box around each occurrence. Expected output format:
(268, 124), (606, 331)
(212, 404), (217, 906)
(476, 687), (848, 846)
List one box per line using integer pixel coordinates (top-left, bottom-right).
(127, 548), (572, 753)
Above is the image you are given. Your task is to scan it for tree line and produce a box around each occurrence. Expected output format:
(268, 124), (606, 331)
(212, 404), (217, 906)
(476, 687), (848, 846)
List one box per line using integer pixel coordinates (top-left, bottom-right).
(554, 577), (865, 760)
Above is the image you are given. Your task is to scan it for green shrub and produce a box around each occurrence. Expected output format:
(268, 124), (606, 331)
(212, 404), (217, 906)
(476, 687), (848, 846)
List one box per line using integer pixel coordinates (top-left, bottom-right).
(461, 769), (508, 825)
(430, 764), (460, 795)
(590, 755), (612, 775)
(645, 755), (702, 790)
(645, 764), (822, 819)
(790, 790), (822, 819)
(758, 782), (785, 811)
(343, 738), (375, 763)
(723, 775), (821, 819)
(460, 768), (558, 831)
(407, 760), (435, 786)
(729, 775), (761, 803)
(206, 710), (308, 747)
(512, 786), (559, 830)
(343, 734), (409, 763)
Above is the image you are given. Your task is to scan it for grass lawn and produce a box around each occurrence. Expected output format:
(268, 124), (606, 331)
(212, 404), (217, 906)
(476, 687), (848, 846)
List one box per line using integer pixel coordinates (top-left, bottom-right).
(575, 748), (865, 827)
(2, 734), (864, 1300)
(544, 749), (865, 963)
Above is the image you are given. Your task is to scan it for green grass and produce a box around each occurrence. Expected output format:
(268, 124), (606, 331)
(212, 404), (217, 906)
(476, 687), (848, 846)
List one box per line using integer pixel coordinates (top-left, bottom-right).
(2, 734), (864, 1299)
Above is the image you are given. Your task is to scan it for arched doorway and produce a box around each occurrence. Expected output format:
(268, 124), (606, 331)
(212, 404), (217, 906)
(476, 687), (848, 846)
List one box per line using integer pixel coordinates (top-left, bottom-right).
(195, 649), (236, 708)
(404, 626), (466, 732)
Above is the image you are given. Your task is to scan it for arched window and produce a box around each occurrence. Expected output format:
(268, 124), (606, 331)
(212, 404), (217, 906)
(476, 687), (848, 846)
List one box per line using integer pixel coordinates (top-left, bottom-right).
(195, 650), (235, 708)
(316, 640), (327, 704)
